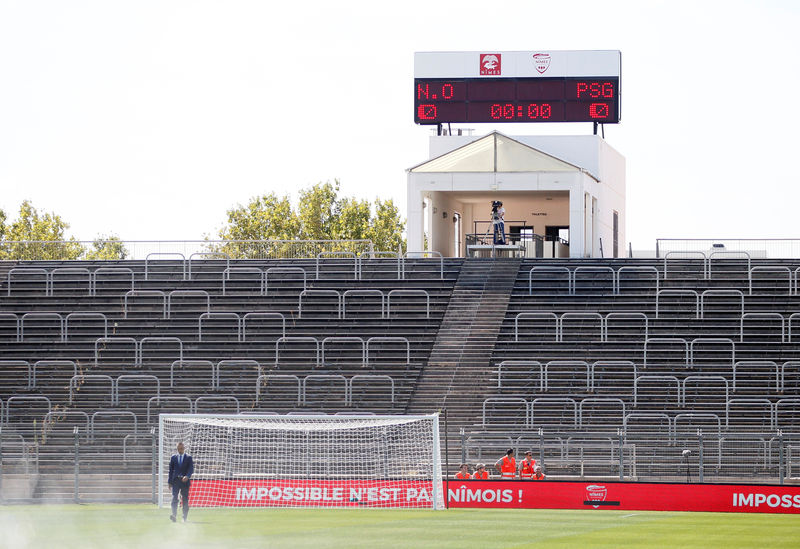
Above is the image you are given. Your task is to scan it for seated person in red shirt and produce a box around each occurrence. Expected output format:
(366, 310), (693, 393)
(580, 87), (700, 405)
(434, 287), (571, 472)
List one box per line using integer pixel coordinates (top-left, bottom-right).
(454, 463), (471, 479)
(472, 463), (490, 480)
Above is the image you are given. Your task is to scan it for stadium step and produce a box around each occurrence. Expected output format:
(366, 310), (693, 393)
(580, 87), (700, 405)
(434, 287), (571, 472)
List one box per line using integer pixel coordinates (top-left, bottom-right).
(407, 258), (519, 431)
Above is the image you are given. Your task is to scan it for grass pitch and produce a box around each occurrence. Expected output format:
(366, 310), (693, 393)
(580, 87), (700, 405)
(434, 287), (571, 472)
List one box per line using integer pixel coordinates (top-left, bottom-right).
(1, 505), (798, 548)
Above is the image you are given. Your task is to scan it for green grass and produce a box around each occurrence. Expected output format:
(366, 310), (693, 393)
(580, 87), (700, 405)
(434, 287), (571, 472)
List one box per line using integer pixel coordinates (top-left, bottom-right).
(1, 505), (798, 549)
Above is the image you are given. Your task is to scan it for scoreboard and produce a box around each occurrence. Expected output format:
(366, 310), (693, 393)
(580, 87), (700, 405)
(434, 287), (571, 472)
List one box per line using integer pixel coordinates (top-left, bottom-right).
(414, 50), (621, 125)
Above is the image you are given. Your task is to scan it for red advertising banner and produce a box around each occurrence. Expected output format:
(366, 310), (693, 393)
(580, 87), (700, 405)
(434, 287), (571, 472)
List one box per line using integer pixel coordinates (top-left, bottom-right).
(446, 480), (800, 514)
(189, 479), (436, 508)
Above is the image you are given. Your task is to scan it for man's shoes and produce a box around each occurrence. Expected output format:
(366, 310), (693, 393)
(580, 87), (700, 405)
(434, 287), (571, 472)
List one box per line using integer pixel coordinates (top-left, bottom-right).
(183, 517), (187, 523)
(170, 515), (176, 522)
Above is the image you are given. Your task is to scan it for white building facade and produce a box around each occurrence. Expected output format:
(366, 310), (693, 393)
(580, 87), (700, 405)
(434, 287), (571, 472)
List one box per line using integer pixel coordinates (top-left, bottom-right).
(406, 131), (626, 258)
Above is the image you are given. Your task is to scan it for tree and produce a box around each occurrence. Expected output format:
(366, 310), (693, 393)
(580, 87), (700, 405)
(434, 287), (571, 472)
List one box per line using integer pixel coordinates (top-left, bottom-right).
(213, 181), (406, 258)
(84, 235), (129, 260)
(0, 200), (84, 260)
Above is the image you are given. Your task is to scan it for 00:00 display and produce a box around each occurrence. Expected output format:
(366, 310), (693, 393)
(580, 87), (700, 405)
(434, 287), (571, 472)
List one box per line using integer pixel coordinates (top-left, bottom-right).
(492, 103), (552, 120)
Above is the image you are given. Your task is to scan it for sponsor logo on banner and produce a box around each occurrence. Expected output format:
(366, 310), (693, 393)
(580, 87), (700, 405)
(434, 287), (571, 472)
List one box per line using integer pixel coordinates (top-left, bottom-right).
(480, 54), (501, 75)
(732, 493), (800, 509)
(585, 484), (607, 508)
(532, 53), (551, 74)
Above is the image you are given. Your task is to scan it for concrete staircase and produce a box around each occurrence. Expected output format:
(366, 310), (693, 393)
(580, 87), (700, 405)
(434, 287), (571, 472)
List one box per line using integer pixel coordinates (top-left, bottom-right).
(406, 258), (520, 433)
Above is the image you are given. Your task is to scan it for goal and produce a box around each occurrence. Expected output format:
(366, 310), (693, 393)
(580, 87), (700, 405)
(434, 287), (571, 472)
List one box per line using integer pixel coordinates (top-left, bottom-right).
(158, 413), (444, 509)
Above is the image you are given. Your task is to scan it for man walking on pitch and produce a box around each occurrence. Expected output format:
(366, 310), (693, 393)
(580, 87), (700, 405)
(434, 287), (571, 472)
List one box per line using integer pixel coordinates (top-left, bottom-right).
(168, 441), (194, 523)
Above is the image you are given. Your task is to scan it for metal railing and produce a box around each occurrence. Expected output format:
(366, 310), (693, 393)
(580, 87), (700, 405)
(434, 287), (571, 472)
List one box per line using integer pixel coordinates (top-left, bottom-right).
(656, 238), (800, 259)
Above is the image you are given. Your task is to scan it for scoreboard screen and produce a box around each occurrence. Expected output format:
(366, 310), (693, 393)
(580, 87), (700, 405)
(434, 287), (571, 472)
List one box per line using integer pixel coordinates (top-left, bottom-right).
(414, 50), (621, 125)
(414, 77), (619, 124)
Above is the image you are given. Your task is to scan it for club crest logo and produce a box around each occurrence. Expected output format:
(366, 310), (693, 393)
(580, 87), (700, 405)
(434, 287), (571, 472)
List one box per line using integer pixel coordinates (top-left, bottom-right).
(586, 484), (607, 509)
(532, 53), (551, 74)
(480, 54), (501, 75)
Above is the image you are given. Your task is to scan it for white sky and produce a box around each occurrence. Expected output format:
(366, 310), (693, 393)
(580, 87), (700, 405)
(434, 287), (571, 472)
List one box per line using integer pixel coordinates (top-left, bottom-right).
(1, 0), (798, 250)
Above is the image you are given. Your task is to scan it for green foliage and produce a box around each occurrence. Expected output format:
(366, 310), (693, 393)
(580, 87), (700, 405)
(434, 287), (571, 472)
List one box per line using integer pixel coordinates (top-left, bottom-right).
(84, 235), (129, 260)
(0, 200), (84, 260)
(213, 181), (406, 258)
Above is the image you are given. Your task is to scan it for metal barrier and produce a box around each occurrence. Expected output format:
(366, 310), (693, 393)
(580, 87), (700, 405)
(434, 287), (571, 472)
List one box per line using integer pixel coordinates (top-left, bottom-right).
(275, 336), (320, 367)
(31, 360), (77, 390)
(689, 337), (735, 368)
(302, 375), (348, 405)
(316, 251), (358, 280)
(187, 252), (229, 280)
(572, 266), (615, 295)
(215, 360), (261, 390)
(20, 312), (64, 342)
(544, 360), (590, 392)
(242, 312), (286, 341)
(700, 289), (743, 319)
(741, 312), (785, 343)
(590, 361), (637, 392)
(198, 312), (241, 342)
(528, 266), (571, 295)
(169, 360), (214, 390)
(91, 267), (134, 295)
(90, 411), (137, 441)
(749, 266), (792, 295)
(681, 376), (729, 407)
(342, 289), (385, 318)
(0, 313), (20, 342)
(222, 267), (263, 296)
(402, 251), (444, 280)
(49, 267), (92, 296)
(115, 374), (161, 405)
(123, 290), (167, 319)
(7, 268), (48, 296)
(94, 336), (137, 366)
(604, 312), (649, 341)
(64, 312), (108, 341)
(166, 290), (210, 318)
(615, 265), (659, 294)
(643, 337), (689, 369)
(194, 395), (240, 414)
(349, 374), (395, 404)
(358, 251), (401, 280)
(138, 337), (183, 366)
(256, 374), (301, 405)
(707, 250), (751, 279)
(69, 375), (114, 405)
(634, 375), (680, 408)
(482, 397), (529, 428)
(497, 360), (543, 391)
(365, 336), (411, 366)
(559, 312), (603, 342)
(663, 251), (707, 280)
(732, 361), (779, 393)
(655, 289), (699, 319)
(145, 252), (186, 281)
(515, 312), (558, 341)
(298, 289), (342, 319)
(264, 267), (306, 295)
(386, 289), (430, 319)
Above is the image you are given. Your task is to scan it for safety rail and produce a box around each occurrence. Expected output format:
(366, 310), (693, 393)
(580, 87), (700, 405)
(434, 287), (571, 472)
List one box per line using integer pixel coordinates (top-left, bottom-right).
(655, 289), (699, 319)
(732, 361), (779, 393)
(115, 374), (161, 405)
(215, 359), (261, 390)
(749, 266), (792, 295)
(365, 337), (411, 367)
(187, 252), (230, 280)
(0, 313), (21, 342)
(604, 312), (649, 341)
(264, 266), (307, 295)
(663, 251), (707, 280)
(298, 289), (342, 319)
(790, 314), (800, 343)
(94, 336), (137, 366)
(256, 374), (301, 406)
(781, 361), (800, 392)
(623, 413), (672, 435)
(402, 251), (444, 280)
(275, 336), (320, 367)
(123, 432), (154, 467)
(49, 267), (92, 296)
(123, 290), (167, 319)
(169, 360), (214, 390)
(5, 395), (52, 423)
(198, 312), (241, 342)
(350, 374), (395, 404)
(559, 312), (603, 342)
(531, 397), (578, 428)
(515, 312), (558, 341)
(90, 411), (138, 441)
(497, 360), (543, 391)
(68, 374), (114, 405)
(91, 267), (134, 295)
(316, 251), (358, 280)
(386, 289), (430, 319)
(222, 266), (263, 295)
(528, 266), (571, 295)
(42, 411), (89, 440)
(572, 266), (615, 294)
(544, 360), (590, 392)
(615, 265), (659, 294)
(633, 375), (680, 408)
(144, 252), (186, 281)
(138, 336), (184, 366)
(20, 312), (64, 342)
(194, 395), (240, 414)
(482, 397), (529, 428)
(590, 361), (637, 392)
(741, 312), (785, 343)
(302, 374), (348, 405)
(578, 398), (626, 428)
(242, 312), (286, 341)
(689, 337), (735, 368)
(681, 375), (729, 407)
(700, 289), (743, 319)
(643, 337), (689, 369)
(725, 398), (774, 430)
(707, 250), (751, 279)
(342, 289), (385, 318)
(358, 251), (401, 280)
(64, 312), (108, 341)
(166, 290), (210, 318)
(6, 268), (48, 296)
(30, 360), (77, 390)
(146, 396), (192, 425)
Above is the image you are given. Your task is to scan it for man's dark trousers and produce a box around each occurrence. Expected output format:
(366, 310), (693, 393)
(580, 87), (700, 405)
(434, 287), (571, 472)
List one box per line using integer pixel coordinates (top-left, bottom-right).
(171, 479), (190, 520)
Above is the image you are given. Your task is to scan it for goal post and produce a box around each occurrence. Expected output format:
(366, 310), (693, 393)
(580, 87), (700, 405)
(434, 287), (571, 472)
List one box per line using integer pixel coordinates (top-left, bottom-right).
(158, 413), (444, 509)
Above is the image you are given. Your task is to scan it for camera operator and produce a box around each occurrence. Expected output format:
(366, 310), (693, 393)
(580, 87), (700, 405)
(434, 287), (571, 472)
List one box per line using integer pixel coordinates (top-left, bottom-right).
(491, 200), (506, 245)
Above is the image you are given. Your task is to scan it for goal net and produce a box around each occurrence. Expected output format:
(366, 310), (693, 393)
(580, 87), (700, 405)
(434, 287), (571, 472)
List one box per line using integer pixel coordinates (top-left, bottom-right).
(158, 413), (444, 509)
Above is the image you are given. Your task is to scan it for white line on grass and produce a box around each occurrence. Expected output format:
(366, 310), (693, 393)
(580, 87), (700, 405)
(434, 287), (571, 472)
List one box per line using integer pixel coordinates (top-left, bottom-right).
(621, 513), (638, 518)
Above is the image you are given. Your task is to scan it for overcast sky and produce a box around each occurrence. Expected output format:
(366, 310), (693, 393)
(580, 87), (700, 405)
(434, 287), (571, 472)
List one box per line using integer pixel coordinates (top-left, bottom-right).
(1, 0), (798, 250)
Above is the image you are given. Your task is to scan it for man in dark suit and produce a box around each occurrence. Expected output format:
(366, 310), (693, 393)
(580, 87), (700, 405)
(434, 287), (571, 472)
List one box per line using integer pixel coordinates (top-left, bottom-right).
(168, 441), (194, 523)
